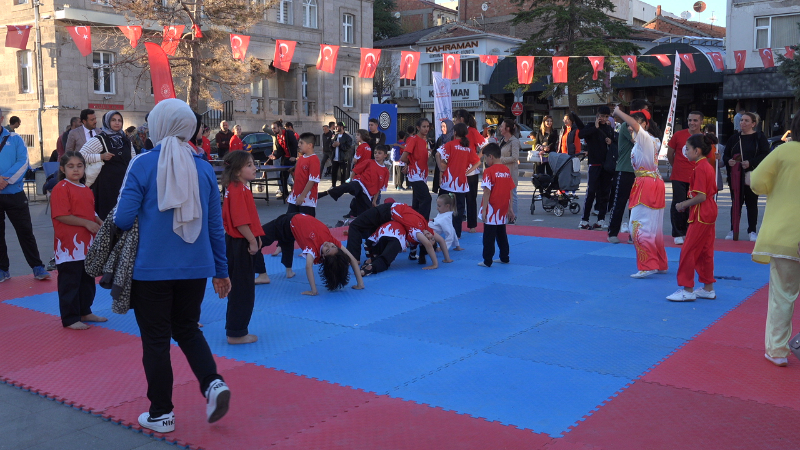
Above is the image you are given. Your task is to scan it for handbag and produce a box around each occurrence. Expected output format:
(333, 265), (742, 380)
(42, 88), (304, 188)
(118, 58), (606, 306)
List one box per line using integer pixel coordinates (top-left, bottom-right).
(789, 332), (800, 361)
(527, 150), (542, 163)
(84, 135), (106, 187)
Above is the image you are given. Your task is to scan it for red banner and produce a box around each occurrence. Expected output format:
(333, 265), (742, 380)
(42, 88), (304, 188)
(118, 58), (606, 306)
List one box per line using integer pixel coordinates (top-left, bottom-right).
(192, 24), (202, 39)
(145, 42), (176, 104)
(679, 53), (696, 73)
(316, 44), (339, 74)
(273, 40), (296, 72)
(707, 52), (725, 71)
(652, 54), (671, 67)
(67, 26), (92, 57)
(399, 51), (420, 80)
(515, 56), (534, 84)
(734, 50), (746, 73)
(442, 53), (461, 80)
(622, 55), (637, 78)
(5, 25), (31, 50)
(587, 56), (604, 80)
(552, 56), (568, 83)
(230, 34), (250, 60)
(786, 46), (796, 60)
(118, 26), (142, 49)
(161, 25), (184, 56)
(359, 48), (381, 78)
(479, 55), (498, 66)
(759, 48), (775, 68)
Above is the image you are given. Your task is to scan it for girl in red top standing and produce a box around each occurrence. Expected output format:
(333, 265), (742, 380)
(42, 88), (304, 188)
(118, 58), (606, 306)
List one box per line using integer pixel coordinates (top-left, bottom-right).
(221, 151), (264, 344)
(229, 125), (245, 152)
(436, 122), (481, 239)
(201, 126), (212, 160)
(401, 118), (433, 263)
(454, 109), (486, 233)
(351, 129), (373, 174)
(668, 134), (718, 302)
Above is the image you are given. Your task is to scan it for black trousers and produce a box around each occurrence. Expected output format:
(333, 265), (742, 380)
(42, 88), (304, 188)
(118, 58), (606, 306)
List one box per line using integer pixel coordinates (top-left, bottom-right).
(409, 180), (432, 221)
(483, 224), (509, 266)
(56, 260), (96, 327)
(432, 165), (441, 194)
(329, 181), (372, 218)
(131, 278), (222, 417)
(225, 235), (254, 338)
(670, 180), (690, 238)
(730, 181), (759, 233)
(582, 166), (614, 221)
(466, 174), (480, 229)
(286, 203), (316, 216)
(253, 213), (297, 273)
(0, 191), (43, 271)
(346, 203), (393, 263)
(365, 236), (402, 274)
(319, 152), (332, 174)
(536, 161), (553, 176)
(439, 189), (467, 239)
(608, 171), (635, 237)
(330, 160), (347, 187)
(278, 157), (293, 196)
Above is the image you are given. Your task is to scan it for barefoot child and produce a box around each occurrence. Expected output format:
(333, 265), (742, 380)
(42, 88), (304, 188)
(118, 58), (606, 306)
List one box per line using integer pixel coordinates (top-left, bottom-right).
(430, 193), (463, 252)
(50, 151), (106, 330)
(391, 203), (453, 269)
(319, 145), (389, 218)
(479, 143), (515, 267)
(667, 134), (718, 302)
(286, 132), (321, 216)
(221, 151), (263, 344)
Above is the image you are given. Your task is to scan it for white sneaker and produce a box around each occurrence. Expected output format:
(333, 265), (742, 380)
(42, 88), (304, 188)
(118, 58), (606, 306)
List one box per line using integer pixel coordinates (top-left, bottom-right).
(621, 222), (629, 234)
(205, 379), (231, 423)
(694, 288), (716, 299)
(578, 220), (589, 229)
(631, 270), (657, 279)
(138, 412), (175, 433)
(749, 232), (758, 242)
(674, 236), (685, 245)
(725, 231), (734, 240)
(666, 289), (697, 302)
(765, 353), (788, 367)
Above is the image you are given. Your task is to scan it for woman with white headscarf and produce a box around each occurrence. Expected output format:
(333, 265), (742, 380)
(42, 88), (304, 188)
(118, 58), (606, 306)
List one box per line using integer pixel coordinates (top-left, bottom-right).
(79, 110), (136, 220)
(113, 99), (232, 434)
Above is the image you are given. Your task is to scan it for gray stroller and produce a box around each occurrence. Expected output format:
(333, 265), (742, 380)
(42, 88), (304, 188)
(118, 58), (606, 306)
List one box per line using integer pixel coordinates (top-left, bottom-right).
(530, 152), (585, 216)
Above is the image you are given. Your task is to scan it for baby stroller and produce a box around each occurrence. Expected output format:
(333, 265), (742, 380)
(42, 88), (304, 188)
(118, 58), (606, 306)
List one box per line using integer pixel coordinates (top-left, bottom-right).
(530, 152), (585, 216)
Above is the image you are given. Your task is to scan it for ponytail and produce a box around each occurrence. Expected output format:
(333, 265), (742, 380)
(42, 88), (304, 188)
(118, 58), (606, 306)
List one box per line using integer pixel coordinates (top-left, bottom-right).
(453, 122), (469, 148)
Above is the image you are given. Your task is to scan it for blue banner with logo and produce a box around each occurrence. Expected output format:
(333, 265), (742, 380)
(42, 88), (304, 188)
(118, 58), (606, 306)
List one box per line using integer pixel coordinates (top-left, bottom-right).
(370, 104), (399, 146)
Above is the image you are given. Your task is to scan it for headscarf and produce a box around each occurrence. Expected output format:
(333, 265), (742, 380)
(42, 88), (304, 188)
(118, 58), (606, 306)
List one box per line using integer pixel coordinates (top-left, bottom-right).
(101, 111), (128, 151)
(189, 112), (203, 146)
(440, 119), (455, 144)
(148, 99), (202, 243)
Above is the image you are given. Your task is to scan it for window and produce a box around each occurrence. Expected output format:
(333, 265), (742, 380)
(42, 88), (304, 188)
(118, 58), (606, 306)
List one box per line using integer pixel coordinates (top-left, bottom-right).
(277, 0), (293, 25)
(92, 51), (115, 94)
(302, 71), (308, 99)
(18, 51), (32, 93)
(14, 0), (29, 5)
(399, 78), (416, 87)
(754, 14), (800, 49)
(342, 14), (354, 43)
(342, 76), (354, 107)
(460, 59), (478, 83)
(251, 78), (263, 98)
(428, 62), (442, 84)
(303, 0), (317, 28)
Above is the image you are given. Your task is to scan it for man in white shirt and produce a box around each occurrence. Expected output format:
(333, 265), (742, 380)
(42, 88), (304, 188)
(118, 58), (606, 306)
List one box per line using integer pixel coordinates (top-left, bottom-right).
(65, 109), (100, 153)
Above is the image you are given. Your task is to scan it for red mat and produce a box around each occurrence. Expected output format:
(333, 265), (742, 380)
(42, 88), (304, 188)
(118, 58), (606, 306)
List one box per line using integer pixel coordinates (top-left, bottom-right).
(0, 276), (57, 301)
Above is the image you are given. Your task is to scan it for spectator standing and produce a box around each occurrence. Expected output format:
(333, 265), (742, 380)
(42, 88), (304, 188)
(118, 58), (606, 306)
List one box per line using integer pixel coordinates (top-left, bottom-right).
(285, 122), (299, 141)
(57, 117), (81, 159)
(330, 121), (353, 187)
(578, 106), (616, 230)
(559, 112), (583, 155)
(65, 109), (101, 154)
(368, 117), (386, 158)
(229, 125), (244, 151)
(215, 121), (233, 158)
(5, 116), (21, 133)
(667, 111), (703, 245)
(733, 103), (744, 133)
(320, 123), (334, 176)
(535, 115), (558, 175)
(201, 126), (212, 160)
(391, 130), (407, 190)
(497, 118), (521, 219)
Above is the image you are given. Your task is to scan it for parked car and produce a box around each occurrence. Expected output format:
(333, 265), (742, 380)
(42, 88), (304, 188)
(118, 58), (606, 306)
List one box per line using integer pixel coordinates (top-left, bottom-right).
(487, 123), (534, 152)
(241, 132), (274, 161)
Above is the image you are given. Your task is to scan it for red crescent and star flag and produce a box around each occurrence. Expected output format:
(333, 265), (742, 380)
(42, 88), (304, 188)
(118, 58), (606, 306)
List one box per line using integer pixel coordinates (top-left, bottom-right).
(759, 48), (775, 68)
(230, 34), (250, 60)
(145, 42), (176, 104)
(67, 26), (92, 56)
(652, 54), (671, 67)
(316, 44), (339, 74)
(623, 55), (637, 78)
(734, 50), (747, 73)
(707, 52), (725, 71)
(552, 56), (568, 83)
(785, 46), (795, 60)
(359, 48), (381, 78)
(679, 53), (696, 73)
(441, 53), (461, 80)
(192, 24), (203, 39)
(516, 56), (534, 84)
(587, 56), (604, 80)
(118, 26), (142, 49)
(161, 25), (184, 56)
(479, 55), (498, 66)
(273, 40), (296, 72)
(399, 51), (420, 80)
(5, 25), (31, 50)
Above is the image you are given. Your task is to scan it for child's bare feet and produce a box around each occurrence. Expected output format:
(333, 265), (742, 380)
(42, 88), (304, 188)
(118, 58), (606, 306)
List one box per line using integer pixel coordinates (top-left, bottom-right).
(271, 247), (281, 257)
(468, 228), (477, 233)
(67, 321), (90, 330)
(81, 314), (107, 322)
(255, 273), (271, 285)
(227, 334), (258, 345)
(454, 246), (464, 251)
(286, 268), (296, 278)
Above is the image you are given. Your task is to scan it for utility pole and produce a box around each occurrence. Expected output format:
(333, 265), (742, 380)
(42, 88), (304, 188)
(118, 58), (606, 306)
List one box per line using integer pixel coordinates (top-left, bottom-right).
(34, 0), (46, 164)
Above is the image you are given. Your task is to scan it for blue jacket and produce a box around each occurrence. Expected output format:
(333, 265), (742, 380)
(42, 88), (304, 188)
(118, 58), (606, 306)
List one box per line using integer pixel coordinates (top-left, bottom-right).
(113, 146), (228, 281)
(0, 128), (29, 195)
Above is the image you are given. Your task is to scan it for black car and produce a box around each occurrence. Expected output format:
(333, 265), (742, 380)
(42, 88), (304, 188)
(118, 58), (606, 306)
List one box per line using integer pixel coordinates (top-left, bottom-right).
(241, 132), (274, 161)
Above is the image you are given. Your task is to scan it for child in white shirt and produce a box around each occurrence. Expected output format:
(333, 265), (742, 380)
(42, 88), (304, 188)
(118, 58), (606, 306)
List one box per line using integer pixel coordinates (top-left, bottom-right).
(429, 193), (463, 251)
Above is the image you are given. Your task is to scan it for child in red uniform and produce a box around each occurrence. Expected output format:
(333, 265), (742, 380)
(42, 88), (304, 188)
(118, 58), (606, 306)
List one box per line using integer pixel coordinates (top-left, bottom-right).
(668, 134), (718, 302)
(454, 109), (486, 233)
(401, 118), (433, 222)
(360, 220), (408, 276)
(351, 129), (373, 174)
(479, 143), (516, 267)
(286, 132), (321, 216)
(255, 213), (365, 295)
(51, 152), (106, 330)
(319, 145), (390, 218)
(390, 203), (452, 269)
(221, 151), (264, 344)
(436, 122), (481, 239)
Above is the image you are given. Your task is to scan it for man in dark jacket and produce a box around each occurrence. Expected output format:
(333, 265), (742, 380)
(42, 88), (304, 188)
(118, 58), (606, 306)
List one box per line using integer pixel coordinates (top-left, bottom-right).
(214, 121), (233, 158)
(578, 105), (616, 229)
(269, 121), (298, 198)
(320, 122), (334, 176)
(330, 121), (353, 187)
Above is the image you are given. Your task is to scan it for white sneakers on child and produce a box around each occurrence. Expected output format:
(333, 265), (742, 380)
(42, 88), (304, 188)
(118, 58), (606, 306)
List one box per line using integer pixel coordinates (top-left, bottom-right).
(725, 231), (734, 240)
(138, 412), (175, 433)
(621, 222), (629, 234)
(694, 288), (716, 299)
(666, 289), (696, 302)
(765, 353), (789, 367)
(674, 236), (685, 245)
(631, 270), (657, 279)
(749, 231), (758, 242)
(205, 379), (231, 423)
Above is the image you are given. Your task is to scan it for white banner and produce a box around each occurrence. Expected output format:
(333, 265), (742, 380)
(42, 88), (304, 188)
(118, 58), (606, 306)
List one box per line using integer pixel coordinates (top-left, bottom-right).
(432, 71), (452, 140)
(658, 51), (681, 160)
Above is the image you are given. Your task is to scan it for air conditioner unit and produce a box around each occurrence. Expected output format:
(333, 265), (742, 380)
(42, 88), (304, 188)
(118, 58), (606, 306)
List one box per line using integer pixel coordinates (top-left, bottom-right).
(399, 89), (412, 98)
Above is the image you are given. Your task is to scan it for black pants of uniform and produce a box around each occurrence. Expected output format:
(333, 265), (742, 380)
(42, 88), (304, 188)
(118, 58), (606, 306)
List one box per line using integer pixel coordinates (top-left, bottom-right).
(346, 203), (393, 263)
(253, 213), (297, 273)
(131, 278), (222, 417)
(432, 165), (441, 194)
(670, 180), (690, 238)
(409, 180), (432, 221)
(56, 260), (96, 327)
(0, 191), (43, 272)
(483, 224), (509, 266)
(330, 160), (347, 187)
(439, 189), (467, 239)
(365, 236), (402, 274)
(286, 203), (316, 216)
(466, 174), (480, 229)
(730, 181), (759, 233)
(582, 166), (614, 222)
(329, 181), (372, 218)
(225, 235), (254, 338)
(607, 171), (635, 238)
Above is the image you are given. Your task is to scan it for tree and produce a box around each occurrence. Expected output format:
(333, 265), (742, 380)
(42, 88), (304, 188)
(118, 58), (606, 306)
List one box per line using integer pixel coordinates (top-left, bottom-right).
(373, 0), (403, 41)
(106, 0), (275, 110)
(777, 28), (800, 101)
(509, 0), (659, 111)
(373, 55), (400, 103)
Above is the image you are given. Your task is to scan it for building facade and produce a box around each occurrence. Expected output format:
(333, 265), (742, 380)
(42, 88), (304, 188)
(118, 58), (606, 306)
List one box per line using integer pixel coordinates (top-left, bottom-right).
(395, 0), (456, 33)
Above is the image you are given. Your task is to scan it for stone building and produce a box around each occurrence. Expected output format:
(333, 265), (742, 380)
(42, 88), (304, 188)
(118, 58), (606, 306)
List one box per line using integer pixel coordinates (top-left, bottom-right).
(395, 0), (456, 33)
(1, 0), (373, 166)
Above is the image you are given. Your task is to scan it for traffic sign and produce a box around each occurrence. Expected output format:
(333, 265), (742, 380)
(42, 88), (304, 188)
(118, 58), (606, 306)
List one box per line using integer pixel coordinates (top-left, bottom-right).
(511, 102), (523, 116)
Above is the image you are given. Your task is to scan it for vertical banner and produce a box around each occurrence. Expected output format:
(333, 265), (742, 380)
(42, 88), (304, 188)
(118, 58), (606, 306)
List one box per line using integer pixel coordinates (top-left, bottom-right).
(145, 42), (176, 104)
(658, 52), (681, 160)
(370, 104), (398, 145)
(432, 72), (452, 140)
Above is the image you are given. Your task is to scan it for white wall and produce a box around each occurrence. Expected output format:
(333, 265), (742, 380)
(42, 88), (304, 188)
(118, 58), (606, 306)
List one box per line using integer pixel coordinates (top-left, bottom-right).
(726, 0), (797, 70)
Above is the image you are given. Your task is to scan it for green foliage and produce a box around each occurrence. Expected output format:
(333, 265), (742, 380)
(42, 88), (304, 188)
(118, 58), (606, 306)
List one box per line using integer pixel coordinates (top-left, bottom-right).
(777, 41), (800, 102)
(374, 0), (404, 41)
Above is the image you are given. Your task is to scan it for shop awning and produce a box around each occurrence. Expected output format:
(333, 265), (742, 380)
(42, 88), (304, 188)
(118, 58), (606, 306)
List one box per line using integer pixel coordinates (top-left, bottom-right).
(722, 68), (793, 99)
(613, 42), (724, 89)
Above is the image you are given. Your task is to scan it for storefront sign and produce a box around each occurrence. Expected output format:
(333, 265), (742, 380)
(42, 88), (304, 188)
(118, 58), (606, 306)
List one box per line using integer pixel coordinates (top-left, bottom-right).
(425, 84), (478, 101)
(88, 103), (124, 110)
(425, 40), (479, 54)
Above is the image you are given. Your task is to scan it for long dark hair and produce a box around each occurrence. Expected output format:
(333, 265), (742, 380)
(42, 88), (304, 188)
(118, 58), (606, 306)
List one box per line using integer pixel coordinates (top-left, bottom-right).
(58, 151), (86, 183)
(501, 118), (518, 136)
(631, 112), (662, 139)
(221, 150), (253, 189)
(453, 122), (469, 148)
(686, 133), (715, 157)
(319, 251), (351, 291)
(415, 118), (430, 136)
(455, 109), (477, 128)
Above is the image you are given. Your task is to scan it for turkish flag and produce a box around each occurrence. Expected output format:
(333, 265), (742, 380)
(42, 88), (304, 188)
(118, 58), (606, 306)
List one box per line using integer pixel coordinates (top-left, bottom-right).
(273, 40), (296, 72)
(359, 48), (381, 78)
(479, 55), (498, 66)
(66, 26), (92, 57)
(516, 56), (534, 84)
(623, 55), (637, 78)
(652, 54), (671, 67)
(145, 42), (176, 104)
(161, 25), (184, 56)
(679, 53), (696, 73)
(587, 56), (604, 80)
(552, 56), (568, 83)
(118, 26), (142, 49)
(399, 51), (420, 80)
(759, 48), (775, 68)
(707, 52), (725, 71)
(316, 44), (339, 74)
(734, 50), (747, 73)
(192, 24), (202, 39)
(5, 25), (32, 50)
(786, 46), (796, 60)
(230, 34), (250, 60)
(442, 53), (461, 80)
